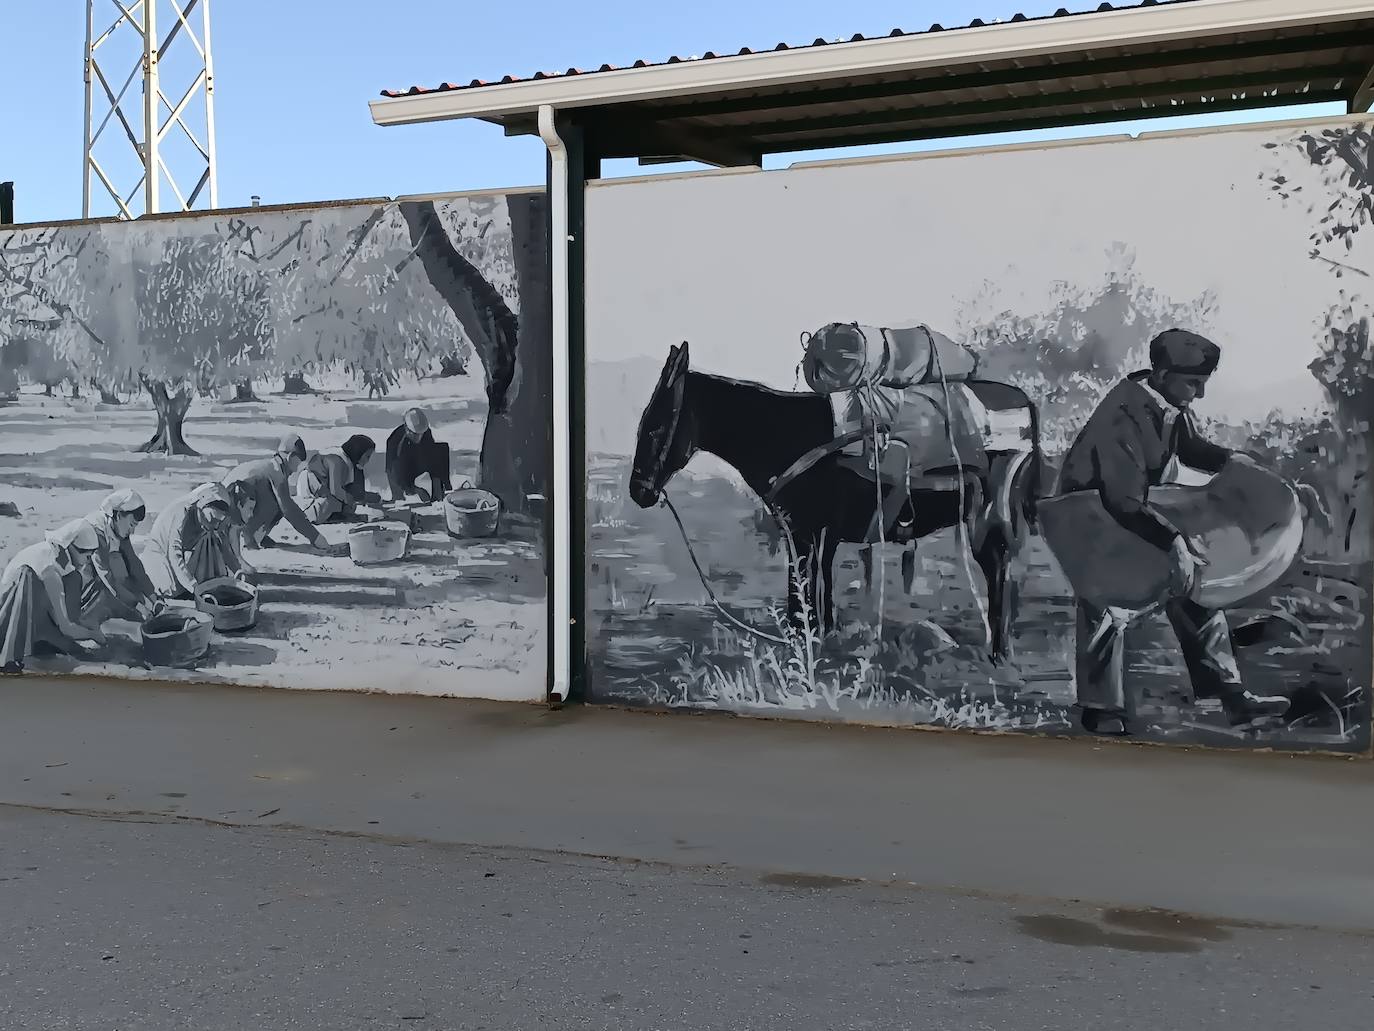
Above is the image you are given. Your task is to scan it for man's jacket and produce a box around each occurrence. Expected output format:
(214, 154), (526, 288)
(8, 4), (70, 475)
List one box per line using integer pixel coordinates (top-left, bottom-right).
(1058, 371), (1230, 551)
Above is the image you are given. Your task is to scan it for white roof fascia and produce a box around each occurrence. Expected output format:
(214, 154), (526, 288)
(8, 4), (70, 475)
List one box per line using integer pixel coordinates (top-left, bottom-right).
(370, 0), (1374, 127)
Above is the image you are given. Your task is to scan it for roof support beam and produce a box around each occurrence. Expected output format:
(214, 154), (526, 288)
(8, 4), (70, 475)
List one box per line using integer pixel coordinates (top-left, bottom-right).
(754, 87), (1350, 154)
(733, 64), (1364, 141)
(1348, 60), (1374, 110)
(633, 29), (1374, 122)
(587, 121), (761, 167)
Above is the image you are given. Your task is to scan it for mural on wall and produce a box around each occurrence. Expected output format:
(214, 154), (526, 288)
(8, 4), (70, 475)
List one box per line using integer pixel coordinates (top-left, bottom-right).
(0, 191), (549, 699)
(585, 119), (1372, 753)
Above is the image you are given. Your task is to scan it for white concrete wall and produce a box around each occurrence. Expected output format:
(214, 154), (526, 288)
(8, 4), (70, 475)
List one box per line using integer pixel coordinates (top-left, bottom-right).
(584, 116), (1373, 753)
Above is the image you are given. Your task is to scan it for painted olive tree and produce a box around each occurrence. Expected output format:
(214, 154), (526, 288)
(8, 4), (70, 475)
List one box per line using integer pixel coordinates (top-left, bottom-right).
(265, 205), (465, 393)
(399, 193), (549, 515)
(132, 232), (275, 453)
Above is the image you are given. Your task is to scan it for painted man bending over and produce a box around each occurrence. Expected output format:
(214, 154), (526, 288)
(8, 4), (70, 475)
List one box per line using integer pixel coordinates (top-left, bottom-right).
(222, 433), (329, 552)
(1057, 329), (1289, 736)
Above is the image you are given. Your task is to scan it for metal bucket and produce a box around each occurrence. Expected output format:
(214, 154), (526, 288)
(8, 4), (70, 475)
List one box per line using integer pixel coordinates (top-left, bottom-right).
(348, 522), (410, 564)
(195, 576), (259, 632)
(141, 609), (214, 666)
(444, 481), (501, 538)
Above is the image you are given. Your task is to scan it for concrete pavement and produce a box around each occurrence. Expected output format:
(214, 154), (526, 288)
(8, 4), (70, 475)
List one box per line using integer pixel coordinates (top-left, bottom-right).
(3, 806), (1371, 1031)
(1, 674), (1372, 931)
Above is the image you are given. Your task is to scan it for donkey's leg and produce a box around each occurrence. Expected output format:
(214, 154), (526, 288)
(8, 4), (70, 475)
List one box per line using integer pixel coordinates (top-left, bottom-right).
(819, 535), (841, 635)
(975, 529), (1015, 664)
(859, 546), (874, 593)
(901, 546), (917, 595)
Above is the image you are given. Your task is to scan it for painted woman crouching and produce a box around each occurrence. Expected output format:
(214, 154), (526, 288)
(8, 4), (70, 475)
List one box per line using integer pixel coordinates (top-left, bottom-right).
(293, 434), (381, 523)
(146, 482), (257, 600)
(81, 488), (160, 623)
(0, 520), (108, 673)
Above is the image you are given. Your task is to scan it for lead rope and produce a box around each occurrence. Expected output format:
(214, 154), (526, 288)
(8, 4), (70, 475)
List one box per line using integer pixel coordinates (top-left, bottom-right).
(862, 376), (887, 640)
(661, 490), (789, 647)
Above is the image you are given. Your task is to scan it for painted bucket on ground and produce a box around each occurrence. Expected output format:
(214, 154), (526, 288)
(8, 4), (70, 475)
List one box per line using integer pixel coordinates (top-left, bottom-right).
(141, 609), (214, 666)
(195, 576), (259, 632)
(348, 522), (411, 564)
(444, 481), (501, 538)
(1039, 459), (1304, 610)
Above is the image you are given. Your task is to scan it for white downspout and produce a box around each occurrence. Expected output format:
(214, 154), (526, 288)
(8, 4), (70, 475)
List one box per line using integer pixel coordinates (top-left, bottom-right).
(538, 104), (572, 705)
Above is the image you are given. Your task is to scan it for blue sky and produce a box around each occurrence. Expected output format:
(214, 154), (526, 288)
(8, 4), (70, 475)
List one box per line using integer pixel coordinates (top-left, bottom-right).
(3, 0), (1342, 224)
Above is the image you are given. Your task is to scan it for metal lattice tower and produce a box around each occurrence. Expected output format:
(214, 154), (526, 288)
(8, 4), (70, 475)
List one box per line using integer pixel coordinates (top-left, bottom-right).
(83, 0), (218, 219)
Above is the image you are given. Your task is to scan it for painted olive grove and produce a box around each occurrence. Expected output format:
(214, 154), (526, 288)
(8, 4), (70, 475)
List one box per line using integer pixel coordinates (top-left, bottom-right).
(0, 190), (549, 699)
(585, 118), (1372, 754)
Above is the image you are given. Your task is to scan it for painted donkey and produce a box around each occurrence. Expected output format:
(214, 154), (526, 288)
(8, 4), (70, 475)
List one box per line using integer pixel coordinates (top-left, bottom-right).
(628, 342), (1044, 661)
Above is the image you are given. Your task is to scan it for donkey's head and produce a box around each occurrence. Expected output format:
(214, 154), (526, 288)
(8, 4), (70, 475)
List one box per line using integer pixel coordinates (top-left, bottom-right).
(629, 342), (694, 508)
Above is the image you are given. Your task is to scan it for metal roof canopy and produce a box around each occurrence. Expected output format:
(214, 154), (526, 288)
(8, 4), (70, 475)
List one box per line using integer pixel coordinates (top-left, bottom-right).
(370, 0), (1374, 168)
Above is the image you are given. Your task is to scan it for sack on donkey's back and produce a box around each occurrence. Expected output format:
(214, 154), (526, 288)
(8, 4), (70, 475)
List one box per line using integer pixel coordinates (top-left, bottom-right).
(800, 322), (980, 394)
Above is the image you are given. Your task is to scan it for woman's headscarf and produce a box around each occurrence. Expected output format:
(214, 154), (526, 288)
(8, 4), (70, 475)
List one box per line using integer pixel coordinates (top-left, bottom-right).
(46, 519), (100, 552)
(340, 434), (375, 467)
(276, 433), (307, 462)
(188, 482), (231, 508)
(188, 482), (236, 526)
(99, 488), (147, 521)
(403, 408), (429, 436)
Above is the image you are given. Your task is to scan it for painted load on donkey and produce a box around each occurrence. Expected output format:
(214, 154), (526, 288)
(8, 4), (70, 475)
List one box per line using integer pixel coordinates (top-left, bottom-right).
(796, 322), (1037, 546)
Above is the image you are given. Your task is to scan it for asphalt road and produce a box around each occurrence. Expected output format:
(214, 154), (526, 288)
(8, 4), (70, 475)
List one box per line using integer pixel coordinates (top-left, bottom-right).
(2, 806), (1370, 1031)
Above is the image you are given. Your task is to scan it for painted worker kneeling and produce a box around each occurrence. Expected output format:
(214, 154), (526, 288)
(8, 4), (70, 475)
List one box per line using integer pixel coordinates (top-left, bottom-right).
(294, 434), (382, 523)
(0, 520), (108, 673)
(147, 482), (257, 600)
(1058, 329), (1290, 736)
(385, 408), (452, 505)
(80, 488), (161, 623)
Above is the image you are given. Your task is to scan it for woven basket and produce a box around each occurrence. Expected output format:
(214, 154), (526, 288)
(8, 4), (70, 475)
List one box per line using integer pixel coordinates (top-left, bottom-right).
(444, 481), (501, 538)
(195, 576), (259, 632)
(141, 610), (214, 666)
(348, 522), (411, 564)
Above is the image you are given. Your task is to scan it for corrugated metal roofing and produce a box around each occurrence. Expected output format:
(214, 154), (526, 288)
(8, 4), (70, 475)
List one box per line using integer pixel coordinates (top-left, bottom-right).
(380, 0), (1197, 98)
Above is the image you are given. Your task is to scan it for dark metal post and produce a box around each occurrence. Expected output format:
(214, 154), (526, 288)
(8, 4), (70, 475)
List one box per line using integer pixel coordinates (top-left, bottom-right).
(0, 182), (14, 225)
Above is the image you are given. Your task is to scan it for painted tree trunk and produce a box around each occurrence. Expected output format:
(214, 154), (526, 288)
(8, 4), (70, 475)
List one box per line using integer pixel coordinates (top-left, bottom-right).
(229, 378), (261, 403)
(398, 196), (548, 516)
(283, 372), (316, 395)
(137, 379), (199, 456)
(438, 352), (468, 377)
(480, 194), (550, 516)
(97, 386), (121, 405)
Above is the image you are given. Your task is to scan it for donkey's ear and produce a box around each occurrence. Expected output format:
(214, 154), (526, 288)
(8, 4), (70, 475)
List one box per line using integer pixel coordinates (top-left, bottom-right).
(679, 340), (690, 367)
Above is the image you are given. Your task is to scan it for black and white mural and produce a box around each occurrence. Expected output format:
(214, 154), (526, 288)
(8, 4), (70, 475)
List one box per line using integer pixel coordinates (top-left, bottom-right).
(0, 191), (549, 699)
(585, 119), (1372, 753)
